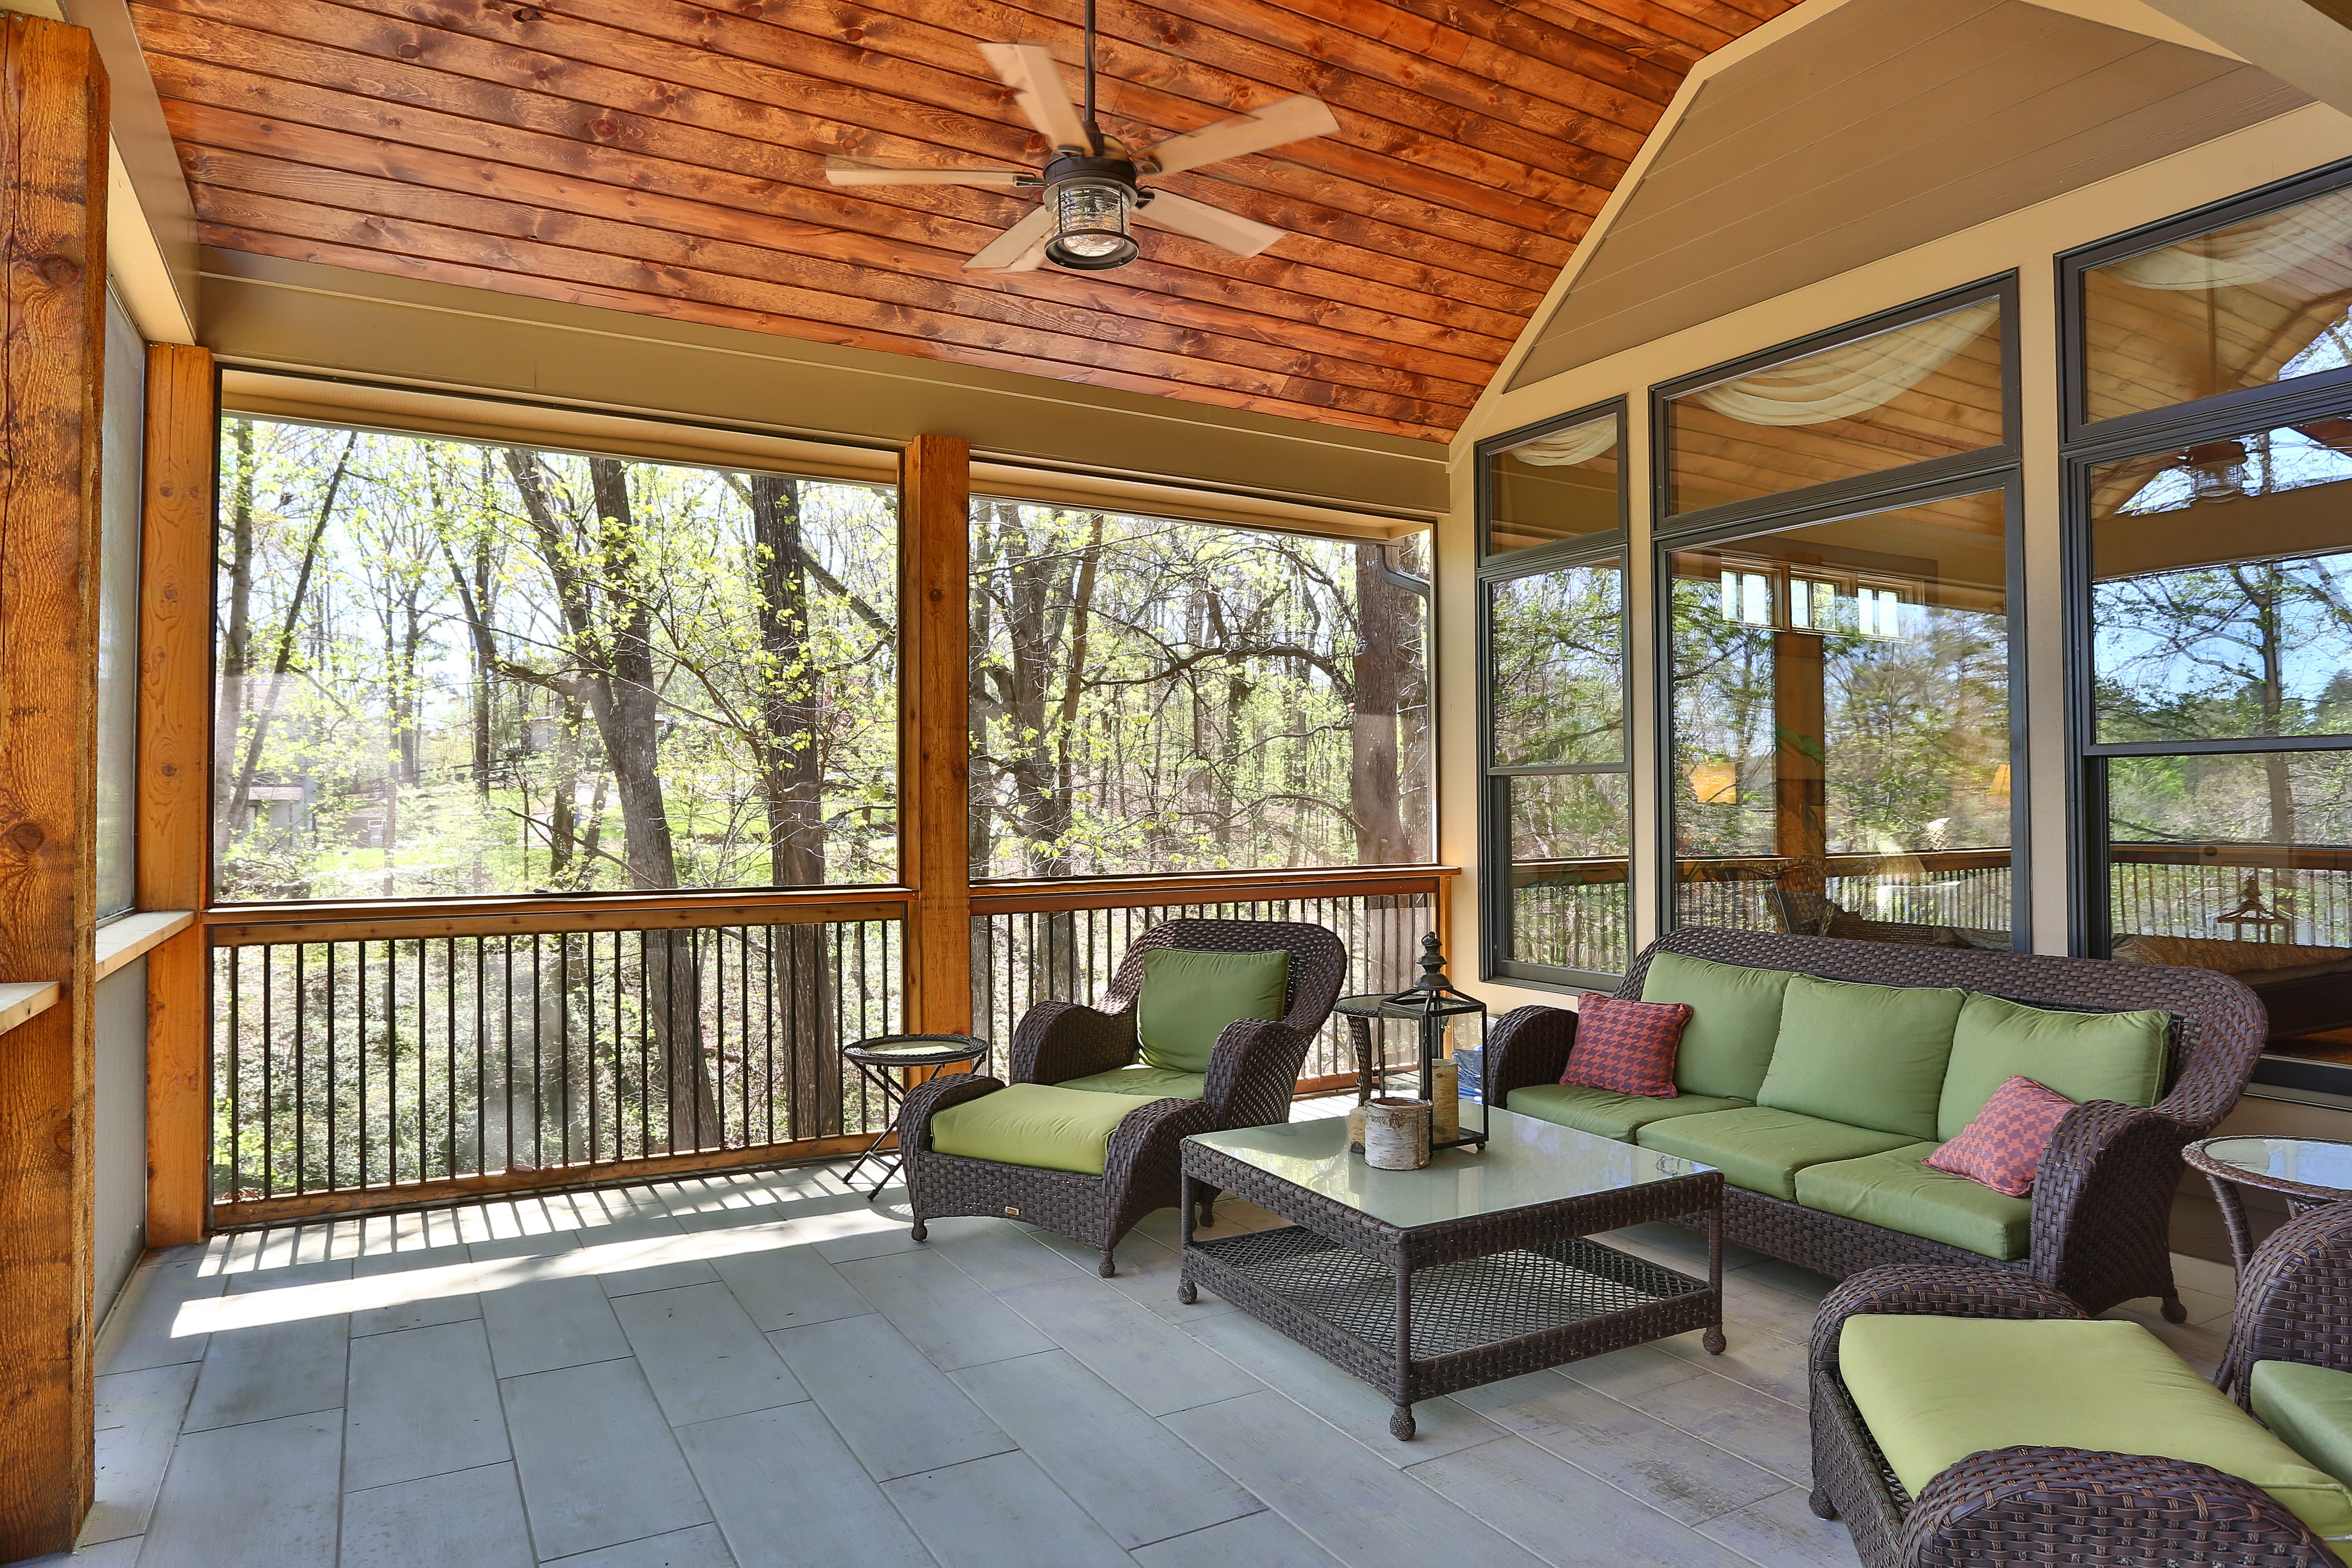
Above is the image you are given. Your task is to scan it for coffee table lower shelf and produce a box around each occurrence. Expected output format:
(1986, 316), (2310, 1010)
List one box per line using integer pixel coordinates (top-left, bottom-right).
(1181, 1224), (1720, 1437)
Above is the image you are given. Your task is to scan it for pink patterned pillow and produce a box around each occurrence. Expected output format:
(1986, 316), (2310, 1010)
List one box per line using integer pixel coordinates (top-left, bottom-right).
(1561, 993), (1690, 1098)
(1925, 1076), (2078, 1197)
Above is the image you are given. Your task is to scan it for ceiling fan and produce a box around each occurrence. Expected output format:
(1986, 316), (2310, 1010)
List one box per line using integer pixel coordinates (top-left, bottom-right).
(823, 0), (1339, 273)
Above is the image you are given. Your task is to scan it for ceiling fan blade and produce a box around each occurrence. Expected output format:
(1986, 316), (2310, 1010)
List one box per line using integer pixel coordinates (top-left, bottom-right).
(964, 205), (1059, 271)
(1142, 96), (1339, 176)
(1135, 190), (1286, 258)
(978, 43), (1092, 152)
(825, 157), (1029, 187)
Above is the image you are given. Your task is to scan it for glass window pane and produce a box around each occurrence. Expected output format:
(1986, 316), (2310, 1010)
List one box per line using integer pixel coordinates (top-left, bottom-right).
(96, 291), (144, 918)
(2082, 184), (2352, 425)
(1489, 561), (1623, 767)
(2107, 750), (2352, 1062)
(1666, 297), (2006, 518)
(1503, 773), (1629, 975)
(968, 501), (1430, 878)
(1483, 413), (1619, 557)
(2089, 421), (2352, 744)
(211, 418), (900, 901)
(1668, 488), (2013, 943)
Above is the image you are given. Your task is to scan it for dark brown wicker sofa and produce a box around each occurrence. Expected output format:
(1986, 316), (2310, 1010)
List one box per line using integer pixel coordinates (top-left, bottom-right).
(1808, 1203), (2352, 1566)
(1485, 927), (2267, 1319)
(895, 918), (1345, 1276)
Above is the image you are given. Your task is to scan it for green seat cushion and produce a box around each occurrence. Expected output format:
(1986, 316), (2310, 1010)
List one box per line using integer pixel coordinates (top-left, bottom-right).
(928, 1083), (1142, 1176)
(1059, 1065), (1208, 1100)
(1506, 1083), (1751, 1143)
(1635, 1106), (1913, 1200)
(1756, 974), (1965, 1141)
(1136, 947), (1289, 1074)
(1639, 951), (1794, 1101)
(2254, 1361), (2352, 1491)
(1841, 1316), (2352, 1543)
(1795, 1142), (2034, 1260)
(1936, 993), (2171, 1140)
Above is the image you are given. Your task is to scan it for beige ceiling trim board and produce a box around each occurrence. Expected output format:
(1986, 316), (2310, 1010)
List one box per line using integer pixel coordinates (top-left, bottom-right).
(60, 0), (200, 334)
(200, 249), (1448, 520)
(2137, 0), (2352, 114)
(969, 461), (1431, 542)
(220, 370), (901, 487)
(1501, 0), (2307, 394)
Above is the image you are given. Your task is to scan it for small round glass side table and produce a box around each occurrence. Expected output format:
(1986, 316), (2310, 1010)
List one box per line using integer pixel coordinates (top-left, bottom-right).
(2183, 1134), (2352, 1278)
(841, 1033), (989, 1197)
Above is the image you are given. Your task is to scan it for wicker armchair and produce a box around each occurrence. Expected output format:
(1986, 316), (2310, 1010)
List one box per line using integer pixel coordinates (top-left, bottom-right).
(1808, 1208), (2352, 1566)
(1483, 927), (2267, 1319)
(896, 918), (1346, 1276)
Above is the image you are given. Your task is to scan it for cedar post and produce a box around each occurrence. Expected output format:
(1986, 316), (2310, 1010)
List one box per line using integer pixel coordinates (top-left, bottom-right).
(900, 437), (972, 1039)
(0, 14), (110, 1555)
(139, 344), (215, 1246)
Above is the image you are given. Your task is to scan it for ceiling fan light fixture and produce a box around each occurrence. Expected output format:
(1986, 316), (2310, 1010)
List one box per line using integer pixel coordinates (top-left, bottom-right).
(1044, 176), (1137, 269)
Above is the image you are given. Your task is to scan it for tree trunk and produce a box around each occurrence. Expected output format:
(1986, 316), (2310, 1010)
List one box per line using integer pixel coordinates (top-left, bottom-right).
(746, 472), (839, 1139)
(1351, 544), (1413, 863)
(216, 419), (257, 845)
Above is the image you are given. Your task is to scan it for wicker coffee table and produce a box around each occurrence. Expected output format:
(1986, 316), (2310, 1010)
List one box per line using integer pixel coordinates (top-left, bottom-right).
(1178, 1107), (1724, 1439)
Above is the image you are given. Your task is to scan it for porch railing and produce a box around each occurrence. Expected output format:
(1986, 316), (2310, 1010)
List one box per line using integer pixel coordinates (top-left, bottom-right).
(209, 899), (902, 1224)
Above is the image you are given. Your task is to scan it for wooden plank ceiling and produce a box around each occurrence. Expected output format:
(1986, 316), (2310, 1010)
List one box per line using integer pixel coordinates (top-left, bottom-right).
(131, 0), (1795, 443)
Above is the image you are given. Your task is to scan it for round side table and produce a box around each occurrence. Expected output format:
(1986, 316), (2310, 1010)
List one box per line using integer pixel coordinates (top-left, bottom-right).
(2184, 1134), (2352, 1279)
(841, 1033), (989, 1197)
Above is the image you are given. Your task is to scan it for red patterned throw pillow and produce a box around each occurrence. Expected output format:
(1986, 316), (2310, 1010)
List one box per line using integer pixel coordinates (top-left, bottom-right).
(1561, 993), (1690, 1098)
(1925, 1076), (2078, 1197)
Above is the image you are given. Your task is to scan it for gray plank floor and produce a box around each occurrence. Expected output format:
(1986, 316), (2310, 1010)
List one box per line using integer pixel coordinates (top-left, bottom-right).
(51, 1119), (2238, 1568)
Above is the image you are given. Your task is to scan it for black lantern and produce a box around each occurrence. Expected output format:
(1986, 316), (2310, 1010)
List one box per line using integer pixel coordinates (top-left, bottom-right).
(1336, 933), (1489, 1152)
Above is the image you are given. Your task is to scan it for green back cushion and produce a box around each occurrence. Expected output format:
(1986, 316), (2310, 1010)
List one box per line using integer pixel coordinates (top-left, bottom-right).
(1637, 951), (1794, 1101)
(1841, 1316), (2352, 1542)
(1756, 974), (1964, 1141)
(1936, 993), (2170, 1140)
(2252, 1361), (2352, 1491)
(1136, 947), (1288, 1074)
(929, 1083), (1140, 1175)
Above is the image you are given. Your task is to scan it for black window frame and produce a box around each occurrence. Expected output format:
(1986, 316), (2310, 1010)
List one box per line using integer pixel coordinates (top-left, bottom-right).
(1648, 280), (2028, 948)
(1650, 274), (2022, 541)
(2059, 156), (2352, 449)
(1476, 398), (1633, 992)
(2060, 368), (2352, 1099)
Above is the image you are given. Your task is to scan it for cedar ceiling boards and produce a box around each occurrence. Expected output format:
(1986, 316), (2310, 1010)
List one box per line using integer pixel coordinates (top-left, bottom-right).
(1508, 0), (2311, 391)
(124, 0), (1798, 448)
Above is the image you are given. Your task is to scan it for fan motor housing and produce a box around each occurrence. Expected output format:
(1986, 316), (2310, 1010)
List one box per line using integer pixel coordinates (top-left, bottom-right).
(1041, 150), (1143, 270)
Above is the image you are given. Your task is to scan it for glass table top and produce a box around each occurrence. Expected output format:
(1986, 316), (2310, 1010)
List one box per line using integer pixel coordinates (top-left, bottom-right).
(842, 1034), (989, 1064)
(2200, 1136), (2352, 1191)
(1187, 1107), (1713, 1231)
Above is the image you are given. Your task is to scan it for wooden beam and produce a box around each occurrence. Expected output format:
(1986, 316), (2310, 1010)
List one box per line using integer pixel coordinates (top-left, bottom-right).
(138, 341), (213, 1248)
(901, 437), (972, 1038)
(0, 14), (109, 1556)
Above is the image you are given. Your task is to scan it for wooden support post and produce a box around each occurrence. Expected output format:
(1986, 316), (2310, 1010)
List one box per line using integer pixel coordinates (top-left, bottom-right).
(139, 343), (214, 1247)
(0, 14), (110, 1555)
(900, 436), (972, 1038)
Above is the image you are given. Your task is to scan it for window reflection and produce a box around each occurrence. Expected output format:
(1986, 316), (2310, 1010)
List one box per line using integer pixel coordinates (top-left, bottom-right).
(2107, 751), (2352, 1065)
(1668, 489), (2013, 945)
(2082, 183), (2352, 425)
(1504, 773), (1630, 976)
(2089, 421), (2352, 744)
(1489, 564), (1623, 768)
(1483, 413), (1619, 557)
(1666, 298), (2007, 517)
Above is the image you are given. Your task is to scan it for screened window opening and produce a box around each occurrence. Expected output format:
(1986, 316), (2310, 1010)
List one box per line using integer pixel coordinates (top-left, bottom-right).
(966, 499), (1431, 879)
(2081, 180), (2352, 427)
(1665, 295), (2007, 519)
(1668, 488), (2014, 946)
(210, 417), (900, 902)
(1488, 561), (1629, 979)
(1482, 411), (1621, 558)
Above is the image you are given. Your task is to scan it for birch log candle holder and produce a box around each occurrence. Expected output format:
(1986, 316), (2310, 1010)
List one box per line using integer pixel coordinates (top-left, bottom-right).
(1363, 1098), (1433, 1170)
